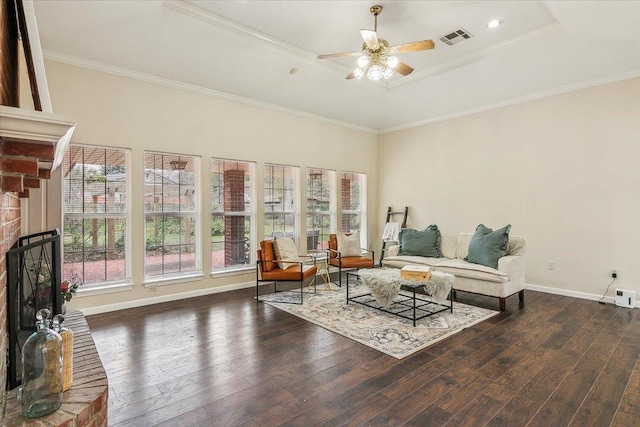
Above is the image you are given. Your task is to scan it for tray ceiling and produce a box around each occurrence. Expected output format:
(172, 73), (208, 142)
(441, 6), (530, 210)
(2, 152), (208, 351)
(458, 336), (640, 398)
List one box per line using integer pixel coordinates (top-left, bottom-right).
(33, 1), (640, 132)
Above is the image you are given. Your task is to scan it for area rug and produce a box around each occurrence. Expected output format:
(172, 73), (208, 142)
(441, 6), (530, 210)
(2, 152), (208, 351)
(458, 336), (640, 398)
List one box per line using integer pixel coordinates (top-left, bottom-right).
(259, 284), (499, 359)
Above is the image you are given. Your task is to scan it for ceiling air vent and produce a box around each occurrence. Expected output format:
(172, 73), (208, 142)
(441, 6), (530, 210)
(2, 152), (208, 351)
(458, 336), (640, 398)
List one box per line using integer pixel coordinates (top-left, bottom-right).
(439, 28), (474, 46)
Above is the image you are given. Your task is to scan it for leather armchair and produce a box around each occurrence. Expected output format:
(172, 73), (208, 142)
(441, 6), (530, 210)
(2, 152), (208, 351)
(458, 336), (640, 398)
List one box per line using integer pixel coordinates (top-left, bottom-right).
(256, 239), (318, 304)
(327, 234), (375, 287)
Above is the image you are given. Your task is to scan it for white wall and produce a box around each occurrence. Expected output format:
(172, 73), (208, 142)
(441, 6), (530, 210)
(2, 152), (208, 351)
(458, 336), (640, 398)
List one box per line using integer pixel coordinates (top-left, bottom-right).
(378, 77), (640, 299)
(38, 61), (378, 312)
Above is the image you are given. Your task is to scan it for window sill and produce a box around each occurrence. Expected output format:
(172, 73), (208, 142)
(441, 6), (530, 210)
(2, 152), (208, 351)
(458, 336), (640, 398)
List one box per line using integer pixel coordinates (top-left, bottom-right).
(143, 272), (204, 288)
(210, 266), (255, 279)
(76, 281), (134, 297)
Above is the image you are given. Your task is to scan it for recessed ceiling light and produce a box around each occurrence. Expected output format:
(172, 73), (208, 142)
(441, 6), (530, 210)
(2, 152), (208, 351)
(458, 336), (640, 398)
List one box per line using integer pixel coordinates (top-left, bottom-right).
(487, 19), (503, 29)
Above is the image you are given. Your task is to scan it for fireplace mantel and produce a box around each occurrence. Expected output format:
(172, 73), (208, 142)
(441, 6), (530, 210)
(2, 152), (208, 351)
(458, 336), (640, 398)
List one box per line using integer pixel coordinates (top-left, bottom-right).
(0, 105), (76, 196)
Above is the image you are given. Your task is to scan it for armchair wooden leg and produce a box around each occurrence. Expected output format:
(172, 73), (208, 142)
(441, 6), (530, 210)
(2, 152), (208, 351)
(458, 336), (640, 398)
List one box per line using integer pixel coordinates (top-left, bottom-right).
(519, 289), (525, 302)
(499, 297), (506, 311)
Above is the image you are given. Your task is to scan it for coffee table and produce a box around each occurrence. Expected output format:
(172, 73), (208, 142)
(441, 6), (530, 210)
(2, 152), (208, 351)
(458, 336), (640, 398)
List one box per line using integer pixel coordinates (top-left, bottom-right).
(346, 269), (454, 326)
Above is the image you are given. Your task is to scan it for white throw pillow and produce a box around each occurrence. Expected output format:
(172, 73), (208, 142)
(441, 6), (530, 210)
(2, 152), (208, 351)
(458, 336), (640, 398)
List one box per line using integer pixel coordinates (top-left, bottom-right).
(337, 231), (361, 257)
(274, 237), (299, 270)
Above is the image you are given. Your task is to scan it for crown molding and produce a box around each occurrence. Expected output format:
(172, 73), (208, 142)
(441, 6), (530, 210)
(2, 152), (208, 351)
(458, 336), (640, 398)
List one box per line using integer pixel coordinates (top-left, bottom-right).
(388, 22), (564, 89)
(380, 68), (640, 134)
(42, 51), (377, 135)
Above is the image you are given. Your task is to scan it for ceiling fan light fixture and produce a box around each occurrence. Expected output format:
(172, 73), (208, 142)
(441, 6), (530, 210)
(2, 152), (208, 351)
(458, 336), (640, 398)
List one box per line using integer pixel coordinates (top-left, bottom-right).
(357, 55), (371, 68)
(367, 64), (384, 81)
(318, 4), (435, 81)
(385, 56), (398, 68)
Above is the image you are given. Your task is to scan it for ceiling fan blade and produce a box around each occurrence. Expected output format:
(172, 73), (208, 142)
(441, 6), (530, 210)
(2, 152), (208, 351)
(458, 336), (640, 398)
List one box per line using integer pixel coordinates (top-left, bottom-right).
(392, 61), (414, 76)
(317, 51), (362, 60)
(360, 29), (380, 50)
(389, 40), (435, 54)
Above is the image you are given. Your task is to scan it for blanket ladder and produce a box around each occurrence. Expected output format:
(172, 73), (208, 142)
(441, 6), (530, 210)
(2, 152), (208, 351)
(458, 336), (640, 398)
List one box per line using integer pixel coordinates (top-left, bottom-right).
(379, 206), (408, 266)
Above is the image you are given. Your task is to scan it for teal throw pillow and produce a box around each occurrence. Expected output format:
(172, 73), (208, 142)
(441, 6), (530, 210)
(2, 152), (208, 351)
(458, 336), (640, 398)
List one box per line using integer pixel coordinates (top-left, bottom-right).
(465, 224), (511, 269)
(398, 225), (443, 258)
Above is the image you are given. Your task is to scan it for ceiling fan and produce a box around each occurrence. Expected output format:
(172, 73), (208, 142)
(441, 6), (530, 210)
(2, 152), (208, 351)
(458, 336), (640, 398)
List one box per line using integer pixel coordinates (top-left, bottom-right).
(317, 5), (435, 81)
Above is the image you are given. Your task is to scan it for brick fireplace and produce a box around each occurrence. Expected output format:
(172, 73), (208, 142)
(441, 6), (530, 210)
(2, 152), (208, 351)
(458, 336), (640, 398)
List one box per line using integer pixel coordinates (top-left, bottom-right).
(1, 2), (108, 424)
(0, 189), (21, 394)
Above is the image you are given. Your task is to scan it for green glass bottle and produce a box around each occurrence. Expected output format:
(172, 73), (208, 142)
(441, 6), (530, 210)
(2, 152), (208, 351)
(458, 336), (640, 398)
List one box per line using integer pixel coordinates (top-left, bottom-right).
(19, 309), (63, 418)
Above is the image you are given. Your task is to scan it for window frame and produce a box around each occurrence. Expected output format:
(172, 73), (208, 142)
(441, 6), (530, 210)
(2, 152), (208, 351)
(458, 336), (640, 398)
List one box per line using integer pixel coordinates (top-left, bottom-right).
(340, 171), (367, 247)
(143, 151), (202, 284)
(61, 144), (132, 294)
(306, 168), (336, 250)
(210, 158), (256, 274)
(263, 163), (300, 244)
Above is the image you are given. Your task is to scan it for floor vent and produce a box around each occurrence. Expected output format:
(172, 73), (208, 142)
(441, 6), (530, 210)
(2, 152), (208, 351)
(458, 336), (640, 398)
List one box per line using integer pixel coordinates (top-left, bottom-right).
(439, 28), (474, 46)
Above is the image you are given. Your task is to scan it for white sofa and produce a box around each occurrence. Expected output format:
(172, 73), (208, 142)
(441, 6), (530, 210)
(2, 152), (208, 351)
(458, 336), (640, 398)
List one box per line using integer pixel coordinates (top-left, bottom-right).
(382, 232), (527, 311)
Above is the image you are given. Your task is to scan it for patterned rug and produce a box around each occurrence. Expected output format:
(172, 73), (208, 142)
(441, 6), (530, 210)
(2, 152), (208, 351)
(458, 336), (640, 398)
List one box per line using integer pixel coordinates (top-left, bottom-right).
(259, 283), (499, 359)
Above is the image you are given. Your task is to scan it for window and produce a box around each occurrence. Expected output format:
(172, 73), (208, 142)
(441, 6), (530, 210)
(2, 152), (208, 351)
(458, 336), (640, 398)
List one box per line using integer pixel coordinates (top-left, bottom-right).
(264, 164), (298, 241)
(306, 168), (335, 250)
(144, 153), (200, 279)
(341, 172), (367, 242)
(62, 145), (129, 286)
(210, 159), (254, 272)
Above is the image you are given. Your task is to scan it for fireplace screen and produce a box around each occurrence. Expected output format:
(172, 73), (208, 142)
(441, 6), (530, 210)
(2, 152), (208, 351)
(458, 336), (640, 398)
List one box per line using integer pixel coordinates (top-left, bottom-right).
(6, 229), (62, 390)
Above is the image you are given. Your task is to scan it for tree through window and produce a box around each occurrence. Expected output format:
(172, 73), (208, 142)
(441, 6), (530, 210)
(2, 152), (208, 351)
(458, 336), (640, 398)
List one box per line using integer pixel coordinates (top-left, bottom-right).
(144, 152), (200, 279)
(264, 164), (298, 241)
(306, 168), (335, 250)
(62, 145), (129, 285)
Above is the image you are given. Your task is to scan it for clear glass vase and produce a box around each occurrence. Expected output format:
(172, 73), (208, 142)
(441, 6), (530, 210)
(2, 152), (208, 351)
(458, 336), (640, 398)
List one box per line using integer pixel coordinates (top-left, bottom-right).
(19, 309), (63, 418)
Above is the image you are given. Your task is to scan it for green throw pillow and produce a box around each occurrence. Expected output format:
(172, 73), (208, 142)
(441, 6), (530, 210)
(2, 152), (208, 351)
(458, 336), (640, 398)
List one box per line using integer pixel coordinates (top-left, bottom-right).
(398, 225), (443, 258)
(465, 224), (511, 269)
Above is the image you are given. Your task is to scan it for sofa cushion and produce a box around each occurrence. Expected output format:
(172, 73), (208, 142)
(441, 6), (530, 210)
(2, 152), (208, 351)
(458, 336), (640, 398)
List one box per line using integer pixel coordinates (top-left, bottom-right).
(274, 237), (299, 270)
(382, 255), (448, 269)
(337, 231), (361, 257)
(440, 233), (457, 260)
(464, 224), (511, 269)
(398, 225), (443, 258)
(435, 259), (509, 283)
(506, 236), (527, 256)
(455, 233), (473, 260)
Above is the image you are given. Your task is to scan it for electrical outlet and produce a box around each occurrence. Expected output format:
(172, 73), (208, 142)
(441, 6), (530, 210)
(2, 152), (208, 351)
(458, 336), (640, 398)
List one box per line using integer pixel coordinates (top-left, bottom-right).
(548, 262), (557, 270)
(611, 270), (618, 279)
(148, 285), (158, 292)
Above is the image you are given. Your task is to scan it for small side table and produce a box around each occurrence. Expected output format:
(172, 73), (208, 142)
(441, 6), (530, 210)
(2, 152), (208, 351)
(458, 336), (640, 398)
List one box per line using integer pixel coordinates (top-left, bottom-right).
(307, 250), (332, 291)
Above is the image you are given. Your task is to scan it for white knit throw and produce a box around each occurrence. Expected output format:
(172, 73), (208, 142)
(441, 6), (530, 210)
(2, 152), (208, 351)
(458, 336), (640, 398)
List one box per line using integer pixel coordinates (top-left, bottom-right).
(358, 268), (453, 307)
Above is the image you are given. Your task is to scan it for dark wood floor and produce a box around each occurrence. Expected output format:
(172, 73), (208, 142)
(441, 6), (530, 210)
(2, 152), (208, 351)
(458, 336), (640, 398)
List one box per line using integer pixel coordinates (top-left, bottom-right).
(86, 284), (640, 427)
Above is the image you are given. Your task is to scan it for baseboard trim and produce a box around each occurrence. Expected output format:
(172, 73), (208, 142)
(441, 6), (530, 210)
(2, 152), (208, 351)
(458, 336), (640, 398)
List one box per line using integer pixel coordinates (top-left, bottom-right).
(80, 280), (637, 316)
(80, 281), (255, 316)
(524, 283), (639, 308)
